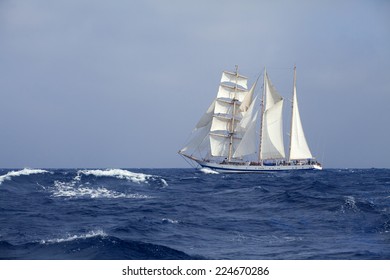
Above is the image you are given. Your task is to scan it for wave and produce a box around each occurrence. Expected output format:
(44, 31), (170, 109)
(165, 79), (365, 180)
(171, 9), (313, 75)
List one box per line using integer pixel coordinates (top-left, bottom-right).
(77, 169), (168, 186)
(46, 168), (162, 199)
(0, 232), (203, 260)
(200, 168), (219, 174)
(0, 168), (48, 185)
(51, 180), (151, 199)
(343, 196), (359, 212)
(160, 178), (169, 187)
(77, 169), (151, 183)
(40, 230), (107, 244)
(162, 218), (179, 224)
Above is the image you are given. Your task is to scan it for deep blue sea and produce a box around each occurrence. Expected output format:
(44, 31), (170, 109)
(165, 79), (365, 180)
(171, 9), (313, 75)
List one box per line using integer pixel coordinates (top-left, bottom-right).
(0, 168), (389, 260)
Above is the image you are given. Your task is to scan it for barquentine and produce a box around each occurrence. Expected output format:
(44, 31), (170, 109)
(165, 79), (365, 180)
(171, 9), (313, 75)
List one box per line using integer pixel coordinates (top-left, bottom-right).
(179, 66), (322, 172)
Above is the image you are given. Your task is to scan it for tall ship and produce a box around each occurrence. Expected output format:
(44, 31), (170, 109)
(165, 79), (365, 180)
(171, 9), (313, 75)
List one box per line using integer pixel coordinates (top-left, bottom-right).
(179, 66), (322, 173)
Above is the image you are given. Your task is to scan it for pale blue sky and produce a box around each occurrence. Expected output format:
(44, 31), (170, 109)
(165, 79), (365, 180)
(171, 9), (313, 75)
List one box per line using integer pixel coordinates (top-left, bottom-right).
(0, 0), (389, 168)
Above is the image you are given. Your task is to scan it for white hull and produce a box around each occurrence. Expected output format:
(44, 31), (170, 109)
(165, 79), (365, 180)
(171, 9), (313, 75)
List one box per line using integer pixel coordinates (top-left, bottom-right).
(196, 160), (322, 173)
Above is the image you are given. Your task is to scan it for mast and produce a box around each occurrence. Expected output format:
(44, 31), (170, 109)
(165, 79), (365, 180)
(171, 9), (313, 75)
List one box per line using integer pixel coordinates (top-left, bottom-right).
(257, 68), (266, 163)
(288, 65), (296, 162)
(228, 65), (238, 162)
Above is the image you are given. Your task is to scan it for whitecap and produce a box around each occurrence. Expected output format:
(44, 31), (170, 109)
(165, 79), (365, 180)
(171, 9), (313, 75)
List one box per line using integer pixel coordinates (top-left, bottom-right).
(51, 180), (150, 199)
(200, 168), (219, 174)
(40, 230), (107, 244)
(162, 218), (179, 224)
(0, 168), (48, 185)
(77, 169), (152, 184)
(342, 195), (359, 212)
(160, 178), (169, 187)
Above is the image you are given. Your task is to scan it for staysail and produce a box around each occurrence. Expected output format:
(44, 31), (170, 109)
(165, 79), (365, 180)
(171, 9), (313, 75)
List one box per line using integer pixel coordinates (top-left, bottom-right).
(289, 67), (313, 160)
(179, 100), (215, 157)
(233, 95), (259, 158)
(259, 70), (286, 160)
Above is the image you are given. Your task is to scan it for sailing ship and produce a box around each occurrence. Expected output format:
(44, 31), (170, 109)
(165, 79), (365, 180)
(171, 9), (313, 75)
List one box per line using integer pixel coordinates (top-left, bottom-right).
(179, 66), (322, 172)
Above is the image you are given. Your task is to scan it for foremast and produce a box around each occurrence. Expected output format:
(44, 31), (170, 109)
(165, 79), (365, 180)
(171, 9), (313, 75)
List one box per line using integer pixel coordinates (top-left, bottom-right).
(227, 65), (239, 162)
(179, 66), (253, 164)
(209, 66), (250, 163)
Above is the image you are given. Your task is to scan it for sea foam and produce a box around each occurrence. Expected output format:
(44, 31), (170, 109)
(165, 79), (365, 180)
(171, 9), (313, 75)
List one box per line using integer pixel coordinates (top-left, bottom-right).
(52, 180), (150, 199)
(0, 168), (48, 185)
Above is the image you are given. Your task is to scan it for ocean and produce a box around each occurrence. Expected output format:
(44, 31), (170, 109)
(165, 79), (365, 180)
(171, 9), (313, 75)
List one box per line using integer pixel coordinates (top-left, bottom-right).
(0, 168), (389, 260)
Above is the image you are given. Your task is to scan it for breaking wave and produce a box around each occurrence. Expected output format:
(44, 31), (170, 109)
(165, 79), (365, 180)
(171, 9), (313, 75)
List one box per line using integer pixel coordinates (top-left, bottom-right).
(0, 168), (48, 185)
(75, 169), (168, 187)
(160, 178), (169, 187)
(77, 169), (151, 183)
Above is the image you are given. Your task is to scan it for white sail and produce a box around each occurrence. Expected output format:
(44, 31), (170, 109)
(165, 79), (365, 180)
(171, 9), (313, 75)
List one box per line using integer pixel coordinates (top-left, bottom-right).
(240, 80), (257, 112)
(289, 77), (312, 160)
(217, 84), (247, 103)
(237, 96), (258, 133)
(180, 122), (211, 154)
(210, 134), (240, 157)
(221, 71), (248, 89)
(210, 110), (239, 156)
(210, 134), (229, 157)
(195, 100), (215, 129)
(260, 71), (286, 160)
(180, 100), (215, 155)
(214, 99), (234, 115)
(261, 100), (285, 159)
(264, 72), (281, 110)
(210, 116), (238, 133)
(233, 113), (258, 158)
(209, 69), (249, 159)
(233, 96), (259, 158)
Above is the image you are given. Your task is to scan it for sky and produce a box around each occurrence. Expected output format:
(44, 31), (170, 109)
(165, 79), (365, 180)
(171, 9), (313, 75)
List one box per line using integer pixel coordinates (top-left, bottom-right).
(0, 0), (389, 168)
